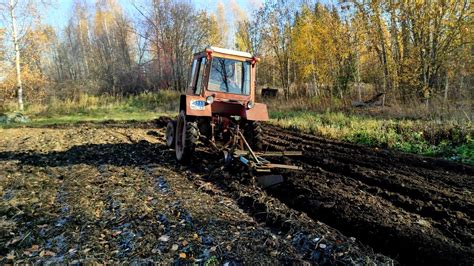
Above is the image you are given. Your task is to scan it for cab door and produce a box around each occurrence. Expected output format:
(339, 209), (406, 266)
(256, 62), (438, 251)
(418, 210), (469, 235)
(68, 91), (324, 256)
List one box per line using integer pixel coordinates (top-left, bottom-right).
(187, 56), (207, 96)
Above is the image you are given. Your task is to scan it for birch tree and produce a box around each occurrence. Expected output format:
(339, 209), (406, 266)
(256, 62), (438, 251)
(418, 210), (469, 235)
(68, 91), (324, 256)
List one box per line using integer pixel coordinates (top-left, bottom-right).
(0, 0), (49, 111)
(7, 0), (23, 110)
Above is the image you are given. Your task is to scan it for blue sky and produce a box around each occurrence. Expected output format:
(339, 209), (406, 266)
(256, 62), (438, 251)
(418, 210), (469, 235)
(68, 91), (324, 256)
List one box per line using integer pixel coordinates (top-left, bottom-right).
(43, 0), (338, 29)
(43, 0), (265, 29)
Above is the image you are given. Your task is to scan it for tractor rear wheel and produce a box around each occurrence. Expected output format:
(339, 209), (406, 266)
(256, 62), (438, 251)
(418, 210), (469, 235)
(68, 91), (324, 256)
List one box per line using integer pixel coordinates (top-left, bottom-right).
(165, 120), (177, 148)
(175, 111), (199, 162)
(243, 120), (263, 150)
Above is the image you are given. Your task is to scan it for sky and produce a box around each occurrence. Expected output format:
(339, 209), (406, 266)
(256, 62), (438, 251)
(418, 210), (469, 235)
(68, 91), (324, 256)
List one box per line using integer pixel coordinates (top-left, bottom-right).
(43, 0), (264, 30)
(1, 0), (336, 79)
(43, 0), (338, 29)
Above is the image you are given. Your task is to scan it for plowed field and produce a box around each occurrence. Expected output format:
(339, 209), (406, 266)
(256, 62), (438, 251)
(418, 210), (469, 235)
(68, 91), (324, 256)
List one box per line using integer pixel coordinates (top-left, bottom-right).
(261, 125), (473, 265)
(0, 119), (472, 264)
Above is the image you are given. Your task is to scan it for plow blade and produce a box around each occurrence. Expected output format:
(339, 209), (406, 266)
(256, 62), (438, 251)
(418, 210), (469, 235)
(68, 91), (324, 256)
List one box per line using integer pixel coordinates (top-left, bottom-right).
(256, 163), (302, 171)
(256, 174), (284, 188)
(239, 155), (302, 172)
(234, 150), (303, 157)
(257, 151), (303, 156)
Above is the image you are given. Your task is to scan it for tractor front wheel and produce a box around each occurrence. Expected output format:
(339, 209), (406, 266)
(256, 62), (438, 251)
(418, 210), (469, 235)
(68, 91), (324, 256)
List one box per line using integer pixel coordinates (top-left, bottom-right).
(175, 111), (199, 162)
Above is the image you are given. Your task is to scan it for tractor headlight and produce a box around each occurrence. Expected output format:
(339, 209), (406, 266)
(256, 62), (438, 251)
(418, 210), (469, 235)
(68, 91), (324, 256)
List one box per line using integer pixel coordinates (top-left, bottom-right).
(247, 100), (254, 109)
(206, 96), (214, 105)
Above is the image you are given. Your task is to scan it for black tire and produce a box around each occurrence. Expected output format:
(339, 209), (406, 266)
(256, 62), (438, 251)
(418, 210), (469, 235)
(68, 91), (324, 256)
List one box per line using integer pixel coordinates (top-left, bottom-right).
(165, 120), (177, 147)
(175, 111), (199, 162)
(243, 120), (263, 150)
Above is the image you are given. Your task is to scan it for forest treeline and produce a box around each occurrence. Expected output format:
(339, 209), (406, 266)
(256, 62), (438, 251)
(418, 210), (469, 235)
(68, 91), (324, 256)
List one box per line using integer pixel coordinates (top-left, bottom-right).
(0, 0), (472, 111)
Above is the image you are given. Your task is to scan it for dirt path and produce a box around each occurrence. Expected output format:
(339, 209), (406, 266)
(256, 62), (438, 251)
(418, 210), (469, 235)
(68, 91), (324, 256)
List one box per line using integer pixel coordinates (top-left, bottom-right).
(0, 122), (390, 264)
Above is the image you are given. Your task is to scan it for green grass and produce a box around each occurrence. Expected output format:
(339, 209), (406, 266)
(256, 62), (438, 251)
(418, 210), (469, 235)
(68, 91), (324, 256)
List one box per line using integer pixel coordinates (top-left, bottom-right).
(1, 91), (179, 128)
(2, 92), (472, 164)
(1, 111), (167, 128)
(270, 110), (473, 164)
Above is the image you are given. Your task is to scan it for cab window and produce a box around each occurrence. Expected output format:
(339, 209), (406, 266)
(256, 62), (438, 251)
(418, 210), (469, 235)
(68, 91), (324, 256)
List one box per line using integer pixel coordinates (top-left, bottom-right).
(188, 59), (198, 88)
(208, 57), (250, 95)
(194, 58), (206, 95)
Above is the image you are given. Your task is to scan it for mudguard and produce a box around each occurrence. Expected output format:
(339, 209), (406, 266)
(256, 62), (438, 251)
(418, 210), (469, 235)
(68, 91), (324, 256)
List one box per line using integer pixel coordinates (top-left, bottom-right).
(180, 95), (269, 121)
(244, 103), (269, 121)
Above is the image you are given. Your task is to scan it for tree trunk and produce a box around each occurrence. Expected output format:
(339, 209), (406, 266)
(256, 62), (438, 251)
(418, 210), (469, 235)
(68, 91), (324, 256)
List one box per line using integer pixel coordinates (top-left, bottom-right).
(9, 0), (24, 111)
(311, 59), (318, 97)
(444, 71), (449, 103)
(285, 54), (290, 100)
(355, 42), (362, 102)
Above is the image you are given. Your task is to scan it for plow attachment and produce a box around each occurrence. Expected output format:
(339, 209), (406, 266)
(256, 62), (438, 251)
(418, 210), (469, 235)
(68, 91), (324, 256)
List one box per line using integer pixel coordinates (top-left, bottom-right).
(208, 125), (303, 188)
(236, 151), (303, 172)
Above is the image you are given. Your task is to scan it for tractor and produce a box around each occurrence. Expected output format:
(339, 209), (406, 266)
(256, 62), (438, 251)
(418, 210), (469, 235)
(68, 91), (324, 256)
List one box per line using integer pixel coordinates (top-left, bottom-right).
(165, 47), (300, 185)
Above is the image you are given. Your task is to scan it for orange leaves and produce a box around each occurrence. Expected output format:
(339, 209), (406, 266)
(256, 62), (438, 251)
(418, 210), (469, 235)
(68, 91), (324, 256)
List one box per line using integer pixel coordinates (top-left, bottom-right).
(0, 63), (49, 103)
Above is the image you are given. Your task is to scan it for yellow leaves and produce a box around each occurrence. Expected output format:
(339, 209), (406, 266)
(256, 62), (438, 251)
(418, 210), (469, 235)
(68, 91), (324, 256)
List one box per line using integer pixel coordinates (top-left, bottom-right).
(205, 13), (222, 47)
(93, 0), (124, 37)
(235, 21), (251, 52)
(229, 0), (247, 23)
(93, 10), (107, 36)
(291, 4), (348, 85)
(0, 29), (5, 65)
(216, 0), (228, 47)
(19, 25), (54, 67)
(1, 63), (48, 103)
(95, 200), (104, 218)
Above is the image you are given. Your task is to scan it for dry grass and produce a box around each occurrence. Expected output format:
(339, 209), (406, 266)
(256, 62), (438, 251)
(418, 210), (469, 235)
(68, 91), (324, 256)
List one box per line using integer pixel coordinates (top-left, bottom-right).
(270, 110), (473, 164)
(2, 90), (472, 163)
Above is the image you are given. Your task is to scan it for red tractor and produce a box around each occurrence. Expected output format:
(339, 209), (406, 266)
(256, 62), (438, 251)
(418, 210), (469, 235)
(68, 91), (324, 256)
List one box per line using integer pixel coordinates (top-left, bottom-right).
(166, 47), (299, 182)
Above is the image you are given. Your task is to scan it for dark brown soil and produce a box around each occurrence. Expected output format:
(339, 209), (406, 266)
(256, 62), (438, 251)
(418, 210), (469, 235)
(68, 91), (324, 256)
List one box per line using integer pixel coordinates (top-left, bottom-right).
(0, 120), (390, 264)
(260, 124), (473, 265)
(0, 119), (472, 264)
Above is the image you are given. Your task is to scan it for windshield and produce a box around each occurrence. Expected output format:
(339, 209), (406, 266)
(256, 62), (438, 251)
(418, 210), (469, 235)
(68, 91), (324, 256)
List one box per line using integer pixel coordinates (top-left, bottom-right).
(208, 57), (250, 95)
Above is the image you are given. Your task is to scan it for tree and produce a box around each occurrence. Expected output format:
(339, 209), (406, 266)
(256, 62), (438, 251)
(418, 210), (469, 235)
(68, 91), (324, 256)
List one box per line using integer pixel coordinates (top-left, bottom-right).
(261, 0), (295, 98)
(216, 0), (229, 47)
(0, 28), (7, 100)
(134, 0), (221, 91)
(290, 4), (354, 98)
(351, 0), (471, 103)
(0, 27), (6, 75)
(0, 0), (50, 111)
(92, 0), (134, 91)
(234, 6), (265, 55)
(8, 0), (24, 111)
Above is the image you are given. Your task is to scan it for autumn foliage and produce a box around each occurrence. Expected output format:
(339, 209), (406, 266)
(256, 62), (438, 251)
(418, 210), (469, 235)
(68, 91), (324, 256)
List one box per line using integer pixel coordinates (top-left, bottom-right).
(0, 0), (471, 112)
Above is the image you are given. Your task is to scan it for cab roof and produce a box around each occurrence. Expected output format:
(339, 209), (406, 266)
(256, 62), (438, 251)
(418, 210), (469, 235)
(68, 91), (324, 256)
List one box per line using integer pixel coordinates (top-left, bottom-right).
(206, 46), (253, 59)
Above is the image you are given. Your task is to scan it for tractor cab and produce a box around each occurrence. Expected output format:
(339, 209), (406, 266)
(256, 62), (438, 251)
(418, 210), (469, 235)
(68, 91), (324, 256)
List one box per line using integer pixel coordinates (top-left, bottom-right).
(182, 46), (268, 121)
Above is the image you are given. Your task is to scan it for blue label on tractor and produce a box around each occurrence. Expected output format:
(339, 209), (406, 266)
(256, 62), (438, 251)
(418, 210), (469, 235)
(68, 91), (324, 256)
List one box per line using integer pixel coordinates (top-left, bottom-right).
(190, 100), (206, 110)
